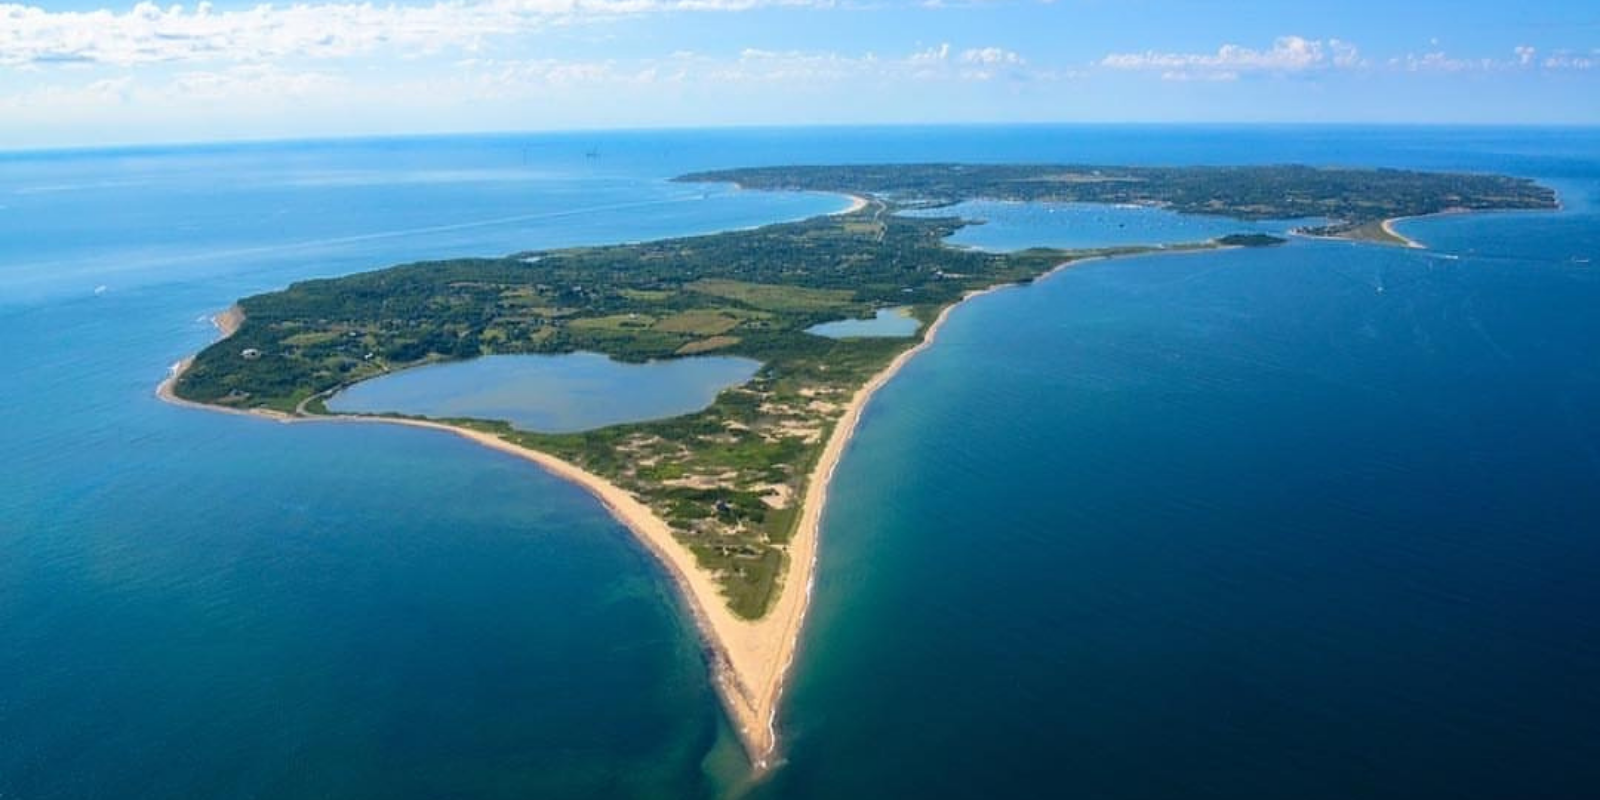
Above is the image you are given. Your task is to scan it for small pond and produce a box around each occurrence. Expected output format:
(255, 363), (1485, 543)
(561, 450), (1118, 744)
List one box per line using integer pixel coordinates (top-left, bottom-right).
(806, 306), (921, 338)
(327, 352), (761, 433)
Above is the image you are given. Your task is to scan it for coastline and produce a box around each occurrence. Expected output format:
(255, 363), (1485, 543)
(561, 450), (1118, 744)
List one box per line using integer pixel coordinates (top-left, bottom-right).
(1381, 199), (1568, 249)
(214, 304), (244, 337)
(1380, 216), (1427, 249)
(829, 193), (869, 216)
(153, 247), (1089, 774)
(155, 283), (962, 773)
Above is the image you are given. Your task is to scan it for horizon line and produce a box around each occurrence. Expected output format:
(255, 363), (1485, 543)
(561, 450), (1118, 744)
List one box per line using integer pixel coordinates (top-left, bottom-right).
(7, 120), (1600, 159)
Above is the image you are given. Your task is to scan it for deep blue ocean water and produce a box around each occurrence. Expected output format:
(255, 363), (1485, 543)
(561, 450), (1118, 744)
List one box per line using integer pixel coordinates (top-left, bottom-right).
(3, 126), (1599, 799)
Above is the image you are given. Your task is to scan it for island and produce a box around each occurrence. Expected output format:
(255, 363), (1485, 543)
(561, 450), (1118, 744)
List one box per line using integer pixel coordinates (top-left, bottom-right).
(680, 162), (1555, 247)
(158, 163), (1556, 770)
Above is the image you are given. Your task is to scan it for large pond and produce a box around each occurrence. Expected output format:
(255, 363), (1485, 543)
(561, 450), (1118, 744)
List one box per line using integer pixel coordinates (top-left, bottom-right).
(806, 306), (921, 338)
(326, 352), (760, 433)
(903, 200), (1323, 251)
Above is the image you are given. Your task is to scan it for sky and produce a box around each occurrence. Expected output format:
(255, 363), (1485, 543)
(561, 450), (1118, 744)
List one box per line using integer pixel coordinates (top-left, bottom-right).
(2, 0), (1598, 149)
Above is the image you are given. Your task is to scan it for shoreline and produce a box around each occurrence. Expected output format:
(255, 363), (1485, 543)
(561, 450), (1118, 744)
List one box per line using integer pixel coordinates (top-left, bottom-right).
(1289, 221), (1427, 249)
(155, 282), (969, 774)
(157, 345), (777, 759)
(154, 247), (1103, 775)
(1383, 200), (1568, 248)
(1379, 216), (1427, 249)
(832, 194), (869, 216)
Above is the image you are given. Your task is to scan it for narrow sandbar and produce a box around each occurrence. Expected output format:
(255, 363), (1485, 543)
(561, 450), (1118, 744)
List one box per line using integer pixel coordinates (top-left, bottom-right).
(1380, 217), (1427, 249)
(154, 253), (1077, 772)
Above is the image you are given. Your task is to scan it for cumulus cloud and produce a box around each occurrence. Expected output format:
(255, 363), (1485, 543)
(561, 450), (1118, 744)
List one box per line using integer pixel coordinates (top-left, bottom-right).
(1542, 51), (1597, 71)
(1388, 46), (1596, 73)
(713, 43), (1038, 82)
(0, 63), (352, 130)
(1102, 35), (1599, 79)
(1100, 35), (1361, 80)
(3, 37), (1060, 136)
(907, 43), (952, 65)
(170, 64), (348, 101)
(714, 47), (872, 81)
(379, 42), (1049, 95)
(0, 0), (834, 68)
(961, 46), (1022, 65)
(1391, 51), (1484, 73)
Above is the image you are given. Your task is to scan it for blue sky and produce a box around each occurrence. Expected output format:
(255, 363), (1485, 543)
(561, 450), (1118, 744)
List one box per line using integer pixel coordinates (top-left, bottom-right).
(2, 0), (1597, 148)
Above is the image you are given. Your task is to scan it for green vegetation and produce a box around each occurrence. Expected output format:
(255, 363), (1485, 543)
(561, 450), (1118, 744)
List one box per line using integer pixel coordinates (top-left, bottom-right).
(175, 163), (1554, 618)
(178, 196), (1094, 616)
(1338, 220), (1412, 246)
(678, 163), (1556, 238)
(1217, 233), (1289, 247)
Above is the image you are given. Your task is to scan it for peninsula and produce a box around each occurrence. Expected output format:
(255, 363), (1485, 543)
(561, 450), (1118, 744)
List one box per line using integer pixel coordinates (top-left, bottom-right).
(160, 163), (1555, 769)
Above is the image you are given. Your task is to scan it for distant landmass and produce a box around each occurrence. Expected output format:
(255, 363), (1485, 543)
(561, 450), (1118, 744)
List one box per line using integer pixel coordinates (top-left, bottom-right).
(161, 163), (1555, 767)
(679, 162), (1555, 244)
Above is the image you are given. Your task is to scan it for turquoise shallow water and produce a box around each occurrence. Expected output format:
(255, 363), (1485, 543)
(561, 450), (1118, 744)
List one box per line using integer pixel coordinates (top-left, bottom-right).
(4, 127), (1600, 799)
(326, 352), (761, 432)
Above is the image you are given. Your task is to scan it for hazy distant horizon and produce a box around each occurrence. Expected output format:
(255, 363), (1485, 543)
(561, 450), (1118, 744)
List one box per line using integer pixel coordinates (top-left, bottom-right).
(8, 119), (1600, 157)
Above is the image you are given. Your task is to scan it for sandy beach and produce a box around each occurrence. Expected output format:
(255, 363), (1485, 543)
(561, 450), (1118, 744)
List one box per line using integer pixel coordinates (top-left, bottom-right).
(154, 250), (1083, 772)
(214, 305), (244, 337)
(830, 194), (869, 216)
(155, 289), (964, 770)
(1380, 217), (1427, 249)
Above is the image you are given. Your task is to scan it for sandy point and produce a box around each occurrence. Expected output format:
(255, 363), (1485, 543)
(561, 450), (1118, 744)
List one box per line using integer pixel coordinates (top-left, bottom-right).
(830, 194), (870, 216)
(153, 300), (859, 771)
(1381, 217), (1427, 249)
(153, 258), (1080, 775)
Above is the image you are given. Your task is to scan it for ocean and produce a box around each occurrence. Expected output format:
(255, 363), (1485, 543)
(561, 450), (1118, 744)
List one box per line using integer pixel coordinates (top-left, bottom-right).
(3, 127), (1598, 799)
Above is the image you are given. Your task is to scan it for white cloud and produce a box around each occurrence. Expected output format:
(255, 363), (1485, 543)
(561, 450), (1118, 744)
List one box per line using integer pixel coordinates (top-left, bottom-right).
(715, 47), (870, 81)
(1159, 70), (1238, 82)
(1388, 47), (1598, 73)
(701, 43), (1038, 82)
(1382, 44), (1598, 74)
(0, 39), (1069, 137)
(335, 42), (1048, 96)
(169, 65), (348, 101)
(1391, 51), (1482, 73)
(1542, 51), (1597, 71)
(1330, 39), (1362, 67)
(0, 0), (836, 68)
(905, 43), (1031, 80)
(1101, 35), (1362, 80)
(961, 46), (1022, 65)
(1104, 35), (1599, 81)
(908, 43), (951, 64)
(0, 63), (353, 128)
